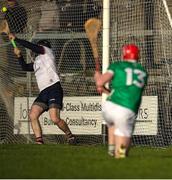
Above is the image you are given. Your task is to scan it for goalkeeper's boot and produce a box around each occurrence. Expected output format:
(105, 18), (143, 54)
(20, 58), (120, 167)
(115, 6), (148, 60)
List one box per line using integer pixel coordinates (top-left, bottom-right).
(36, 137), (44, 144)
(67, 135), (77, 145)
(116, 145), (126, 159)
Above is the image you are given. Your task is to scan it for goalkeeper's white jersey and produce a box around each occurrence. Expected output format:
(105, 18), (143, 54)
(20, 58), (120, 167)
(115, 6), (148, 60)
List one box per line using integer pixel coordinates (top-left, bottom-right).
(33, 46), (60, 92)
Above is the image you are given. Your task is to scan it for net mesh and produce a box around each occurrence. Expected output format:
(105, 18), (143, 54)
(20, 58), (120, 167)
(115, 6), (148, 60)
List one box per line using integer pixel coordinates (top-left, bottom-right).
(0, 0), (171, 146)
(110, 0), (172, 146)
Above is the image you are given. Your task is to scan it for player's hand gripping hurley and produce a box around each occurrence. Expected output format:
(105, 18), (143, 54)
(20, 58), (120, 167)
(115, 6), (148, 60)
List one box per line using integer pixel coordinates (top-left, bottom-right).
(84, 18), (110, 94)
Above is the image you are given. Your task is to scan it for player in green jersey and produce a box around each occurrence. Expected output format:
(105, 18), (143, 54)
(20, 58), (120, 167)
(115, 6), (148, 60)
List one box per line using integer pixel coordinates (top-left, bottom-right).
(94, 44), (148, 158)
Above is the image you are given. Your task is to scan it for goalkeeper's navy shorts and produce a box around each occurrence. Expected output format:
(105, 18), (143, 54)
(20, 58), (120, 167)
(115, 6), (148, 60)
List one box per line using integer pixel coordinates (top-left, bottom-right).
(33, 81), (63, 111)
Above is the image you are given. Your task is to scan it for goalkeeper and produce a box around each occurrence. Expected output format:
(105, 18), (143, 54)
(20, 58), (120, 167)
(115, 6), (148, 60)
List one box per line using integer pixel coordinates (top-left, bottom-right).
(94, 44), (148, 158)
(9, 33), (76, 145)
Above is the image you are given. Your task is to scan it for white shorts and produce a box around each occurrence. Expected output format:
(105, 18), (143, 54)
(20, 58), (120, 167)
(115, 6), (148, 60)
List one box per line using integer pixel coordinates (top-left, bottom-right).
(102, 101), (136, 137)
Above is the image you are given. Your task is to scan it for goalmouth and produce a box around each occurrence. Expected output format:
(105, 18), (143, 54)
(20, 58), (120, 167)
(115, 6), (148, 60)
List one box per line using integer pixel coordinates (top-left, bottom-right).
(0, 0), (171, 146)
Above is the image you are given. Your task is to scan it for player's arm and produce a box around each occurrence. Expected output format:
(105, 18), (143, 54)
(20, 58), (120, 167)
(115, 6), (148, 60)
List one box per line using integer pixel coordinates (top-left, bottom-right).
(94, 71), (113, 94)
(9, 33), (45, 54)
(14, 47), (34, 72)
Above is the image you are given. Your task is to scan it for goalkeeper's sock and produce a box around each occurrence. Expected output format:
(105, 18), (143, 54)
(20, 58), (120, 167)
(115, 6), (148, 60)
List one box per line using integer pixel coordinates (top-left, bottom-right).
(108, 144), (115, 156)
(57, 119), (73, 138)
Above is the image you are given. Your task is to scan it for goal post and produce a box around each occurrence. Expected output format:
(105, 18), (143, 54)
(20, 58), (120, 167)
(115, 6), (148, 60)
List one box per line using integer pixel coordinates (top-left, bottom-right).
(101, 0), (110, 144)
(0, 0), (171, 146)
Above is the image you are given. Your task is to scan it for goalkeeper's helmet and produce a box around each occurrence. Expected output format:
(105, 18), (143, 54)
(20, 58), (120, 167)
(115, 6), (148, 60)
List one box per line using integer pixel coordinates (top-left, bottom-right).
(37, 40), (51, 49)
(122, 44), (139, 61)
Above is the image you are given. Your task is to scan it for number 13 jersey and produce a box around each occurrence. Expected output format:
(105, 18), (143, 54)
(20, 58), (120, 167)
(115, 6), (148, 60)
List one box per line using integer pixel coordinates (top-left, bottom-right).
(107, 61), (148, 113)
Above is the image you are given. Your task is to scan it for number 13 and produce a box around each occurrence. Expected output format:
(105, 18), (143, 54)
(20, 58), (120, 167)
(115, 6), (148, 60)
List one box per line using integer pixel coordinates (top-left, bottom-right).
(125, 68), (146, 88)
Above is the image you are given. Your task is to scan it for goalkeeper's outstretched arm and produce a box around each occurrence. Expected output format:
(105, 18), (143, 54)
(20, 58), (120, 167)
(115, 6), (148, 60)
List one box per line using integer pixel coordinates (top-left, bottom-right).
(9, 33), (45, 54)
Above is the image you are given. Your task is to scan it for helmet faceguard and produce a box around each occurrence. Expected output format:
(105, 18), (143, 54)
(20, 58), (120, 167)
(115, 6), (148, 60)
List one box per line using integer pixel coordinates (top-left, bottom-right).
(122, 44), (139, 61)
(37, 40), (51, 49)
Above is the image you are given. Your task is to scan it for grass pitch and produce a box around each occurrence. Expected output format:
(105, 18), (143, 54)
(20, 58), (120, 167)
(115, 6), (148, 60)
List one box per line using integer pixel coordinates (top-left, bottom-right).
(0, 144), (172, 179)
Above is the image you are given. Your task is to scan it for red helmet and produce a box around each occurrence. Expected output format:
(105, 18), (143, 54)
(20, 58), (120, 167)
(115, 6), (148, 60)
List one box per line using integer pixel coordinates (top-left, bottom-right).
(122, 44), (139, 60)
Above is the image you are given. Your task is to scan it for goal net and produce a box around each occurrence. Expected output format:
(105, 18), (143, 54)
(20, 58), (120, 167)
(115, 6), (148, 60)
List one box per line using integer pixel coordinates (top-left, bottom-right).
(0, 0), (171, 146)
(110, 0), (172, 146)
